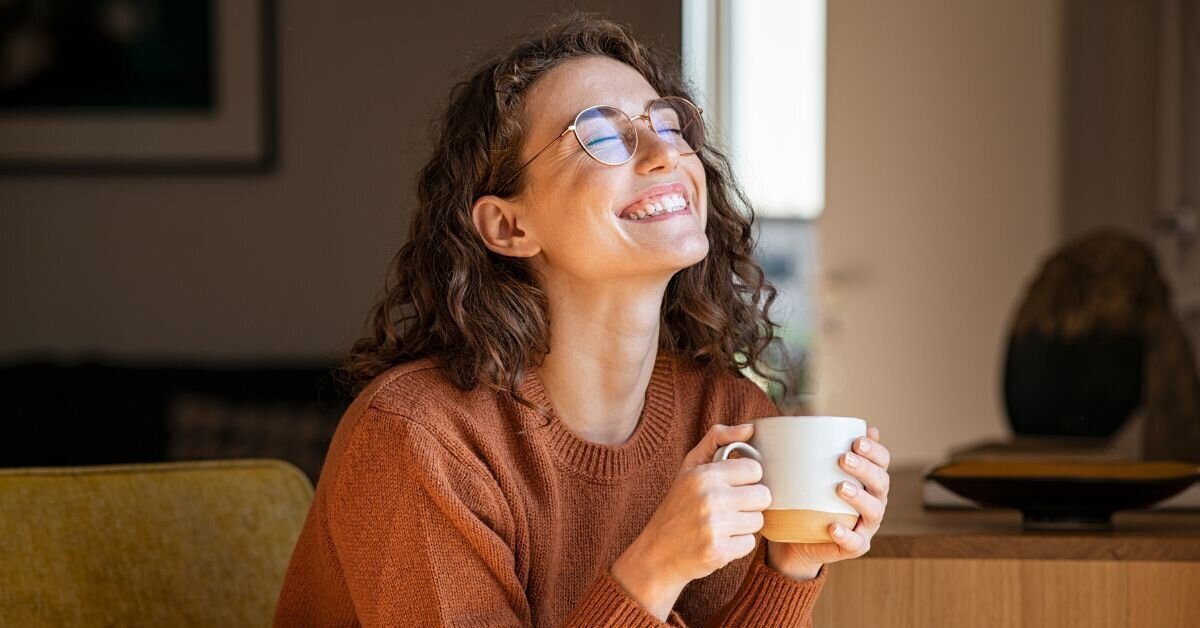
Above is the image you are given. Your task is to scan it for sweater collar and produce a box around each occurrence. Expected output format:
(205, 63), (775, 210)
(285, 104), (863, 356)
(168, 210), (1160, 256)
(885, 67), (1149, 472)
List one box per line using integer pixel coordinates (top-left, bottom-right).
(518, 350), (677, 482)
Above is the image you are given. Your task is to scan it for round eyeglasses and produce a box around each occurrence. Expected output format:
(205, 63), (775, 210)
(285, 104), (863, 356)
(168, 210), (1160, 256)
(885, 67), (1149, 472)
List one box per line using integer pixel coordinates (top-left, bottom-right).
(500, 96), (705, 191)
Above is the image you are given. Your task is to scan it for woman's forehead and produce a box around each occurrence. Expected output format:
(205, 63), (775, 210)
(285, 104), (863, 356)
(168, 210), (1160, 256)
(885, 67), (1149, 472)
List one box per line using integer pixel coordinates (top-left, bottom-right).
(527, 57), (660, 122)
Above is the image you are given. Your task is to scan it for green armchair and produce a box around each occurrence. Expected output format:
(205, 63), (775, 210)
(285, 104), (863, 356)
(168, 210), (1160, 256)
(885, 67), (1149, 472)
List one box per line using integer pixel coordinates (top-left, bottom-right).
(0, 459), (313, 627)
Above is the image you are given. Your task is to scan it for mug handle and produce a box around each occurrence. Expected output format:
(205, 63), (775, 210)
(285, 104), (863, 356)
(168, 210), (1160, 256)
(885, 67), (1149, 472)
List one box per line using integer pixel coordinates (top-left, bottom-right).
(712, 441), (762, 464)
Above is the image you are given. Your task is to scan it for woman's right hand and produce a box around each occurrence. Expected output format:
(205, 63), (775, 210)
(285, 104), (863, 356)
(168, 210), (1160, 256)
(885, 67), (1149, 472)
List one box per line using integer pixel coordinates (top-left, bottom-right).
(610, 423), (771, 619)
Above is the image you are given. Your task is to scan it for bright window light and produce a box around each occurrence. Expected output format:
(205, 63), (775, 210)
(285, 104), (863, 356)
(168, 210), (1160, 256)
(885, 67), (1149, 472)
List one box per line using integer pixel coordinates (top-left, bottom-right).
(683, 0), (826, 219)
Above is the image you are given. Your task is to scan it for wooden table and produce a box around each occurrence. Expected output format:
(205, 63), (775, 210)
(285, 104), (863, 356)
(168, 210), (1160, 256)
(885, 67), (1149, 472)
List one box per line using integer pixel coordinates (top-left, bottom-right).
(811, 466), (1200, 627)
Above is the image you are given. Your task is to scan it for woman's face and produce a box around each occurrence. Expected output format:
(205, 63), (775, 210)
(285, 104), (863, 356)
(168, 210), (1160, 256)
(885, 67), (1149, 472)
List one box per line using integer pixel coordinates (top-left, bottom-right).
(503, 56), (709, 284)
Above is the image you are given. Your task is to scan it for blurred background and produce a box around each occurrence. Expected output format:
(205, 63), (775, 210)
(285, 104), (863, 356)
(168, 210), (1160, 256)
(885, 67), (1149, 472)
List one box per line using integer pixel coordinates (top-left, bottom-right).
(1, 0), (1198, 480)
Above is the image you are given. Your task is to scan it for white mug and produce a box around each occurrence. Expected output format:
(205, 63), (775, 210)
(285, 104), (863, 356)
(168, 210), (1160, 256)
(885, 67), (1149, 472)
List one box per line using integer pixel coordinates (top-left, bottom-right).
(712, 416), (866, 543)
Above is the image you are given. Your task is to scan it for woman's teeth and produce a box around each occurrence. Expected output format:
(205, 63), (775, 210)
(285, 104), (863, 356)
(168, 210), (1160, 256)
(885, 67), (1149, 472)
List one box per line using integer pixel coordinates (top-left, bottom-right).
(625, 193), (688, 220)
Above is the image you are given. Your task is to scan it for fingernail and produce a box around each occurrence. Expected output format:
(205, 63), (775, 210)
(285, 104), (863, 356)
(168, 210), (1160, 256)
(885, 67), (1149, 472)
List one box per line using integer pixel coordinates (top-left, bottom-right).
(840, 481), (858, 497)
(832, 525), (845, 538)
(844, 452), (859, 467)
(859, 438), (872, 452)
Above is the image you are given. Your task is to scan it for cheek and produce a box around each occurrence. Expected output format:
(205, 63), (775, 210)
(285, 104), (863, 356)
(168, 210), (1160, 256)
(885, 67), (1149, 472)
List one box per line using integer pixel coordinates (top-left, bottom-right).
(536, 200), (622, 257)
(688, 163), (708, 227)
(691, 186), (708, 235)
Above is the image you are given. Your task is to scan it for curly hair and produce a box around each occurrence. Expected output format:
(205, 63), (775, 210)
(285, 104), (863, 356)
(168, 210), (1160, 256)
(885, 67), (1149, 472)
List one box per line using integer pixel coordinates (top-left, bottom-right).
(340, 12), (784, 415)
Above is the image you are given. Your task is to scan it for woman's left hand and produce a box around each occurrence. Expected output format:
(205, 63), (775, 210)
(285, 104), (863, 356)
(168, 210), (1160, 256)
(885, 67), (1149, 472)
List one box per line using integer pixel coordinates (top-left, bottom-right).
(765, 426), (891, 580)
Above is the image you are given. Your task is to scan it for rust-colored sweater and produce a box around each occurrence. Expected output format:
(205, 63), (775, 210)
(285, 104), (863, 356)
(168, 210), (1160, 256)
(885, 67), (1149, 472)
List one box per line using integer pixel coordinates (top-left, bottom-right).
(274, 351), (827, 626)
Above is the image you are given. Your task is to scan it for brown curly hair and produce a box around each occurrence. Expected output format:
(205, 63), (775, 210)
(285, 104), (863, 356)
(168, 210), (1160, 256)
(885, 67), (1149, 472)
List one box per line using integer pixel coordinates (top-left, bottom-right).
(340, 12), (784, 415)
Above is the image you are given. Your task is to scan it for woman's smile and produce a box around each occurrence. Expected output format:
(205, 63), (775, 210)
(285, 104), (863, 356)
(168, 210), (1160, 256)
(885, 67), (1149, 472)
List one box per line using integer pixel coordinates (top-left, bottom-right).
(616, 181), (695, 222)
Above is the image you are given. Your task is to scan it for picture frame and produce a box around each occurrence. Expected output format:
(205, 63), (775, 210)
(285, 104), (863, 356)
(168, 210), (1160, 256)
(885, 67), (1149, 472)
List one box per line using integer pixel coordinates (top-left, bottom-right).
(0, 0), (277, 174)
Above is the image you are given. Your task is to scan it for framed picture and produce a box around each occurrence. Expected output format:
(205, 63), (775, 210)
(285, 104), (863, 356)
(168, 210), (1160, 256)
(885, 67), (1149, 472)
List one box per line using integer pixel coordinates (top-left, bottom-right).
(0, 0), (276, 174)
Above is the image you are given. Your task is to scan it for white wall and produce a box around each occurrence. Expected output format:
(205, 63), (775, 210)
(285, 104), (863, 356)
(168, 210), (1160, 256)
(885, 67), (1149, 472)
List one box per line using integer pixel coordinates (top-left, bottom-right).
(814, 0), (1063, 466)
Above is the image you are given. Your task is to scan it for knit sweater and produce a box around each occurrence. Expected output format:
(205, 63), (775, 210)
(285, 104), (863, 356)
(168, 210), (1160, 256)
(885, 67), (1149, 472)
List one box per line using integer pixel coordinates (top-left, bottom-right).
(273, 351), (827, 627)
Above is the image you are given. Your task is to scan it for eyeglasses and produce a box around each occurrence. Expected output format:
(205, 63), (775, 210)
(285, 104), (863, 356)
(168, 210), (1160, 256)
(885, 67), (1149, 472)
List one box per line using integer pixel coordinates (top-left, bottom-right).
(500, 96), (705, 191)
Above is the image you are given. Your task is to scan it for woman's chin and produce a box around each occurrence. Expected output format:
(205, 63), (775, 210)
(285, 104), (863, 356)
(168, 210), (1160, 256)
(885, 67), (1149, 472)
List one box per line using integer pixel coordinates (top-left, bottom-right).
(658, 239), (711, 274)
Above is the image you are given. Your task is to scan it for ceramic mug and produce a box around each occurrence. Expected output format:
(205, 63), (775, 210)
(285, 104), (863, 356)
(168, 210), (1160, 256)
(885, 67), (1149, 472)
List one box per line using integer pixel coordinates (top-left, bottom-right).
(712, 416), (866, 543)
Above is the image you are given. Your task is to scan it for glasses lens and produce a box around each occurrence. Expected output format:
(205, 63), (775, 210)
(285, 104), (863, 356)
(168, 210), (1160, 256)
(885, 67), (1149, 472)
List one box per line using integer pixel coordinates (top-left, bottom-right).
(575, 106), (637, 165)
(649, 98), (704, 154)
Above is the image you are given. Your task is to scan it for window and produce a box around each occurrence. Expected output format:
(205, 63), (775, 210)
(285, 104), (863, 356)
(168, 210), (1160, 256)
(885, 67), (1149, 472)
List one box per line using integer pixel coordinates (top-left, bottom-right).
(683, 1), (827, 407)
(682, 0), (826, 219)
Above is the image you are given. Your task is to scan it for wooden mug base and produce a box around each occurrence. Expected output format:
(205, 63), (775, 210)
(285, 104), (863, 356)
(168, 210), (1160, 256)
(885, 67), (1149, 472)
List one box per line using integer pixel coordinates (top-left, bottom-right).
(761, 509), (860, 543)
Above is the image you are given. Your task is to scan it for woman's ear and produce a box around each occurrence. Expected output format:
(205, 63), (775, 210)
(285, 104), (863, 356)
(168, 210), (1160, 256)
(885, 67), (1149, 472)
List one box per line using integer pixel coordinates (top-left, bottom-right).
(471, 195), (542, 258)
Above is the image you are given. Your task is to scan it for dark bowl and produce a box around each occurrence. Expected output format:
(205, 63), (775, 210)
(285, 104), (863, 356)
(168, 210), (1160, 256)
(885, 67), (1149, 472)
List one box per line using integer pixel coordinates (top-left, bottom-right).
(927, 460), (1200, 530)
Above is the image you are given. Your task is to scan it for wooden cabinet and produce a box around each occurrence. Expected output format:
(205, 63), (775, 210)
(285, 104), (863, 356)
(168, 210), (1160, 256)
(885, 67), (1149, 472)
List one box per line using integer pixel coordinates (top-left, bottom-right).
(812, 467), (1200, 627)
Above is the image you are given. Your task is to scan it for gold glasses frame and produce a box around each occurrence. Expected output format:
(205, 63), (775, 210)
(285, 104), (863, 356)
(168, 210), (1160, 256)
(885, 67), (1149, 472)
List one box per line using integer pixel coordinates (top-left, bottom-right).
(499, 96), (705, 191)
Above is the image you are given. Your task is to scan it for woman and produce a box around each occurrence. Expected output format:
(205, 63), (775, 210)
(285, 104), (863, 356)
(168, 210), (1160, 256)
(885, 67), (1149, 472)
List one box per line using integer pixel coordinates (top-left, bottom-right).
(275, 13), (890, 627)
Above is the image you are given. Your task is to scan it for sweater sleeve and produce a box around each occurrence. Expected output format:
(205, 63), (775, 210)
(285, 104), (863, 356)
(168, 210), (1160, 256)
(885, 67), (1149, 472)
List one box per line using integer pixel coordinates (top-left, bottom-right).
(698, 538), (827, 627)
(327, 405), (678, 627)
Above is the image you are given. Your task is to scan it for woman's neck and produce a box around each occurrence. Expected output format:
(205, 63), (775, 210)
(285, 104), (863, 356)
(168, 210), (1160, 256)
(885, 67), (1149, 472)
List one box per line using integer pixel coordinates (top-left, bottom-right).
(537, 277), (668, 445)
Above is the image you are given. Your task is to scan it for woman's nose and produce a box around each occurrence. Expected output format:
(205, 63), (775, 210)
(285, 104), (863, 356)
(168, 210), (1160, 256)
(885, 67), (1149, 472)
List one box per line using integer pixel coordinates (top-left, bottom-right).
(633, 121), (681, 173)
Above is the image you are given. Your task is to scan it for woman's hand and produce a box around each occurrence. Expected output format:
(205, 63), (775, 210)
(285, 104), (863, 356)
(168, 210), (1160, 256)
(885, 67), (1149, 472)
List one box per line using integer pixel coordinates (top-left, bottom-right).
(612, 423), (769, 619)
(765, 426), (891, 580)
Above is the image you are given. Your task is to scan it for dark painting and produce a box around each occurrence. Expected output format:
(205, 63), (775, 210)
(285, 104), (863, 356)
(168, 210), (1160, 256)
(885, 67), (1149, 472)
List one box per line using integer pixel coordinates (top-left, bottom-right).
(0, 0), (213, 112)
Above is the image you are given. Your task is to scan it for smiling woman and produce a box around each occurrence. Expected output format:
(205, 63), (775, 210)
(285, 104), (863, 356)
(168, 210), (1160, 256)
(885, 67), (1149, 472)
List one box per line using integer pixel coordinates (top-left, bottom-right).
(273, 11), (891, 628)
(338, 31), (777, 414)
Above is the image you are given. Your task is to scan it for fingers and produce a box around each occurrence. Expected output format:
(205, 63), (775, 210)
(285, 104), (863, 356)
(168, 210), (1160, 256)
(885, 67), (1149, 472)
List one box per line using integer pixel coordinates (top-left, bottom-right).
(841, 450), (890, 503)
(828, 521), (871, 557)
(727, 482), (772, 511)
(836, 480), (885, 528)
(710, 457), (764, 487)
(729, 511), (765, 536)
(686, 423), (754, 469)
(856, 429), (891, 471)
(728, 533), (759, 560)
(838, 430), (889, 541)
(710, 423), (754, 448)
